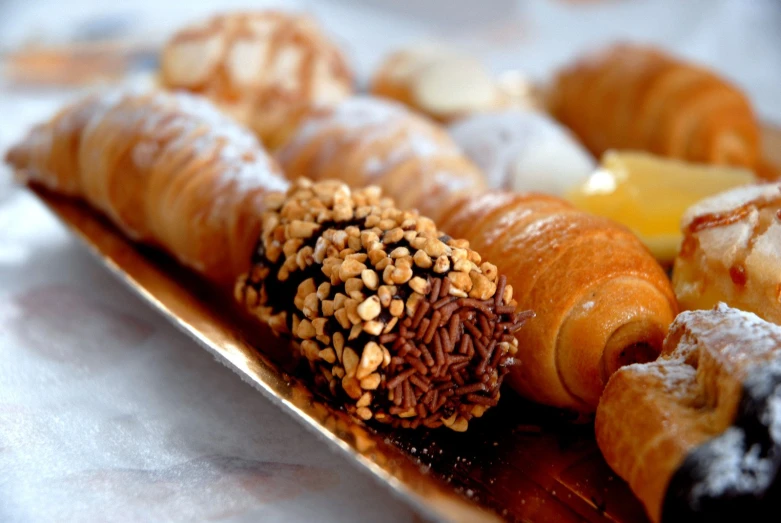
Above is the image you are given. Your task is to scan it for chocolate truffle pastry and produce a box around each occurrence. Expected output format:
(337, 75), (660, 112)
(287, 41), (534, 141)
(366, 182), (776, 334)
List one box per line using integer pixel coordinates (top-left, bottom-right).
(673, 183), (781, 325)
(235, 178), (530, 430)
(596, 304), (781, 523)
(161, 11), (354, 150)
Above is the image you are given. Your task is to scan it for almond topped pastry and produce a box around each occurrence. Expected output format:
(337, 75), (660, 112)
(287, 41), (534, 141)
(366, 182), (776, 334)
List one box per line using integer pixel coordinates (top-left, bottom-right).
(370, 44), (519, 123)
(161, 11), (353, 149)
(673, 183), (781, 324)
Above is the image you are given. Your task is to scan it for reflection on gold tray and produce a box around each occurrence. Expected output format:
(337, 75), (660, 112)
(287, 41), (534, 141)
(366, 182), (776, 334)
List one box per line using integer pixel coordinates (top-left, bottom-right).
(32, 186), (648, 523)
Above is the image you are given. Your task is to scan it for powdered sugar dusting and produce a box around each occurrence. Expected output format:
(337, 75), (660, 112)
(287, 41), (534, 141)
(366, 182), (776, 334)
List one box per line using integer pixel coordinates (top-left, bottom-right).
(692, 428), (776, 498)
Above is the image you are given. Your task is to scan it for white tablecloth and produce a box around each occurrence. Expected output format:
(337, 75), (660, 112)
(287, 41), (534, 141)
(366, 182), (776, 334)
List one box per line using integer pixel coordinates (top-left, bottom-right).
(2, 1), (780, 521)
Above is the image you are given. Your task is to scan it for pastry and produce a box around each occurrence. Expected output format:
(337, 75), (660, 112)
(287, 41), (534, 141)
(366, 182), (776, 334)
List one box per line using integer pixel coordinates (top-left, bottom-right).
(370, 44), (521, 123)
(5, 89), (287, 285)
(448, 109), (595, 195)
(276, 96), (487, 223)
(673, 182), (781, 324)
(548, 44), (760, 170)
(6, 90), (527, 430)
(237, 178), (529, 430)
(566, 151), (755, 264)
(596, 303), (781, 522)
(161, 11), (353, 150)
(277, 96), (679, 411)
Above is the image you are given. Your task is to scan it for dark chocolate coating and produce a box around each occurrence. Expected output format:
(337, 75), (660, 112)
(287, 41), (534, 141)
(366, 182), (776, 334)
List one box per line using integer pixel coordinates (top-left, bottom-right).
(662, 362), (781, 521)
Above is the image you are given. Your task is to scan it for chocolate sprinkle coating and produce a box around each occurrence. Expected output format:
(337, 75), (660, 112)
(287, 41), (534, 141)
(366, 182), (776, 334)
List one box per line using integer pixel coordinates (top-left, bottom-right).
(662, 360), (781, 521)
(235, 179), (530, 430)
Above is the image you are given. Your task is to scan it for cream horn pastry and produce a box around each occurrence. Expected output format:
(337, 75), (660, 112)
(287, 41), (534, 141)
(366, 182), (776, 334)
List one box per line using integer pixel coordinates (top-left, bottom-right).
(161, 11), (353, 150)
(5, 89), (288, 285)
(275, 96), (486, 223)
(6, 90), (528, 430)
(548, 44), (760, 170)
(277, 95), (679, 412)
(596, 304), (781, 522)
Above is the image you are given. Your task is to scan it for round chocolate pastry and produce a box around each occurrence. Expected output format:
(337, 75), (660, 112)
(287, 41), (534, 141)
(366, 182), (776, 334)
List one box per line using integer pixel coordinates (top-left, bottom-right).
(236, 178), (530, 430)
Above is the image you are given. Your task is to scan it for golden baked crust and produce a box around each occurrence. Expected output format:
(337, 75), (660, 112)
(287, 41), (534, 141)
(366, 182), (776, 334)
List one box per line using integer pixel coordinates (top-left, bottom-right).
(596, 304), (781, 522)
(161, 11), (353, 150)
(279, 95), (678, 411)
(549, 44), (760, 170)
(5, 90), (288, 284)
(276, 96), (487, 222)
(673, 183), (781, 324)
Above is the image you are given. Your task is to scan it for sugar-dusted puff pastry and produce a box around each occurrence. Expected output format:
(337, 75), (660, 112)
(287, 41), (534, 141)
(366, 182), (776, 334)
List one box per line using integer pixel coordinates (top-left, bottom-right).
(673, 183), (781, 324)
(549, 44), (760, 170)
(596, 304), (781, 522)
(370, 45), (527, 123)
(448, 109), (595, 195)
(276, 96), (487, 223)
(5, 90), (528, 430)
(161, 11), (353, 150)
(277, 95), (679, 411)
(5, 89), (287, 285)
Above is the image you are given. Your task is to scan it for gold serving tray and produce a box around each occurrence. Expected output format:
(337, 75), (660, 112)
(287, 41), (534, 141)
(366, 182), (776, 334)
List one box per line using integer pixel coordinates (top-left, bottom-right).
(33, 186), (648, 523)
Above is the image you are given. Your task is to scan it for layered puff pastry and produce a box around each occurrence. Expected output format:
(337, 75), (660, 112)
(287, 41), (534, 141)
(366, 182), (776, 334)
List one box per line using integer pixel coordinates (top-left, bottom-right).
(5, 90), (528, 431)
(276, 96), (487, 223)
(278, 95), (679, 411)
(673, 183), (781, 324)
(161, 11), (353, 150)
(6, 89), (287, 284)
(549, 44), (760, 170)
(596, 304), (781, 522)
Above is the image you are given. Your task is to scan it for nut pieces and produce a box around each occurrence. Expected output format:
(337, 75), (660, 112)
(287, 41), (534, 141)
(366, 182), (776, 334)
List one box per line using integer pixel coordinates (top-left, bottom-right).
(236, 179), (531, 430)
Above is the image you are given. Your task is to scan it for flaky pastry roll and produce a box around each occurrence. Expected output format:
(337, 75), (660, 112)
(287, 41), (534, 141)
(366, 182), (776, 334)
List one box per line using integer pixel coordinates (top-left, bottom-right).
(276, 96), (487, 222)
(549, 44), (760, 170)
(161, 11), (353, 150)
(6, 89), (287, 284)
(596, 304), (781, 522)
(277, 95), (678, 411)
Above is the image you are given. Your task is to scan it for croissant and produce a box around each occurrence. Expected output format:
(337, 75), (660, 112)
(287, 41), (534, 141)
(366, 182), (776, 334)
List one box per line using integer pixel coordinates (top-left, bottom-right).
(161, 11), (353, 150)
(5, 90), (288, 285)
(595, 303), (781, 522)
(673, 182), (781, 324)
(277, 96), (678, 410)
(549, 44), (760, 170)
(276, 96), (487, 223)
(6, 90), (527, 431)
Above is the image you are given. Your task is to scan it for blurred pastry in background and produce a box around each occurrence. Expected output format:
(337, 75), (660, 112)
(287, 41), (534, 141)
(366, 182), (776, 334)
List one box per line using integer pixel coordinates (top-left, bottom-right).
(370, 44), (539, 123)
(160, 11), (354, 150)
(673, 182), (781, 324)
(448, 109), (595, 195)
(3, 41), (158, 87)
(548, 44), (761, 172)
(596, 303), (781, 523)
(566, 151), (755, 264)
(276, 95), (487, 222)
